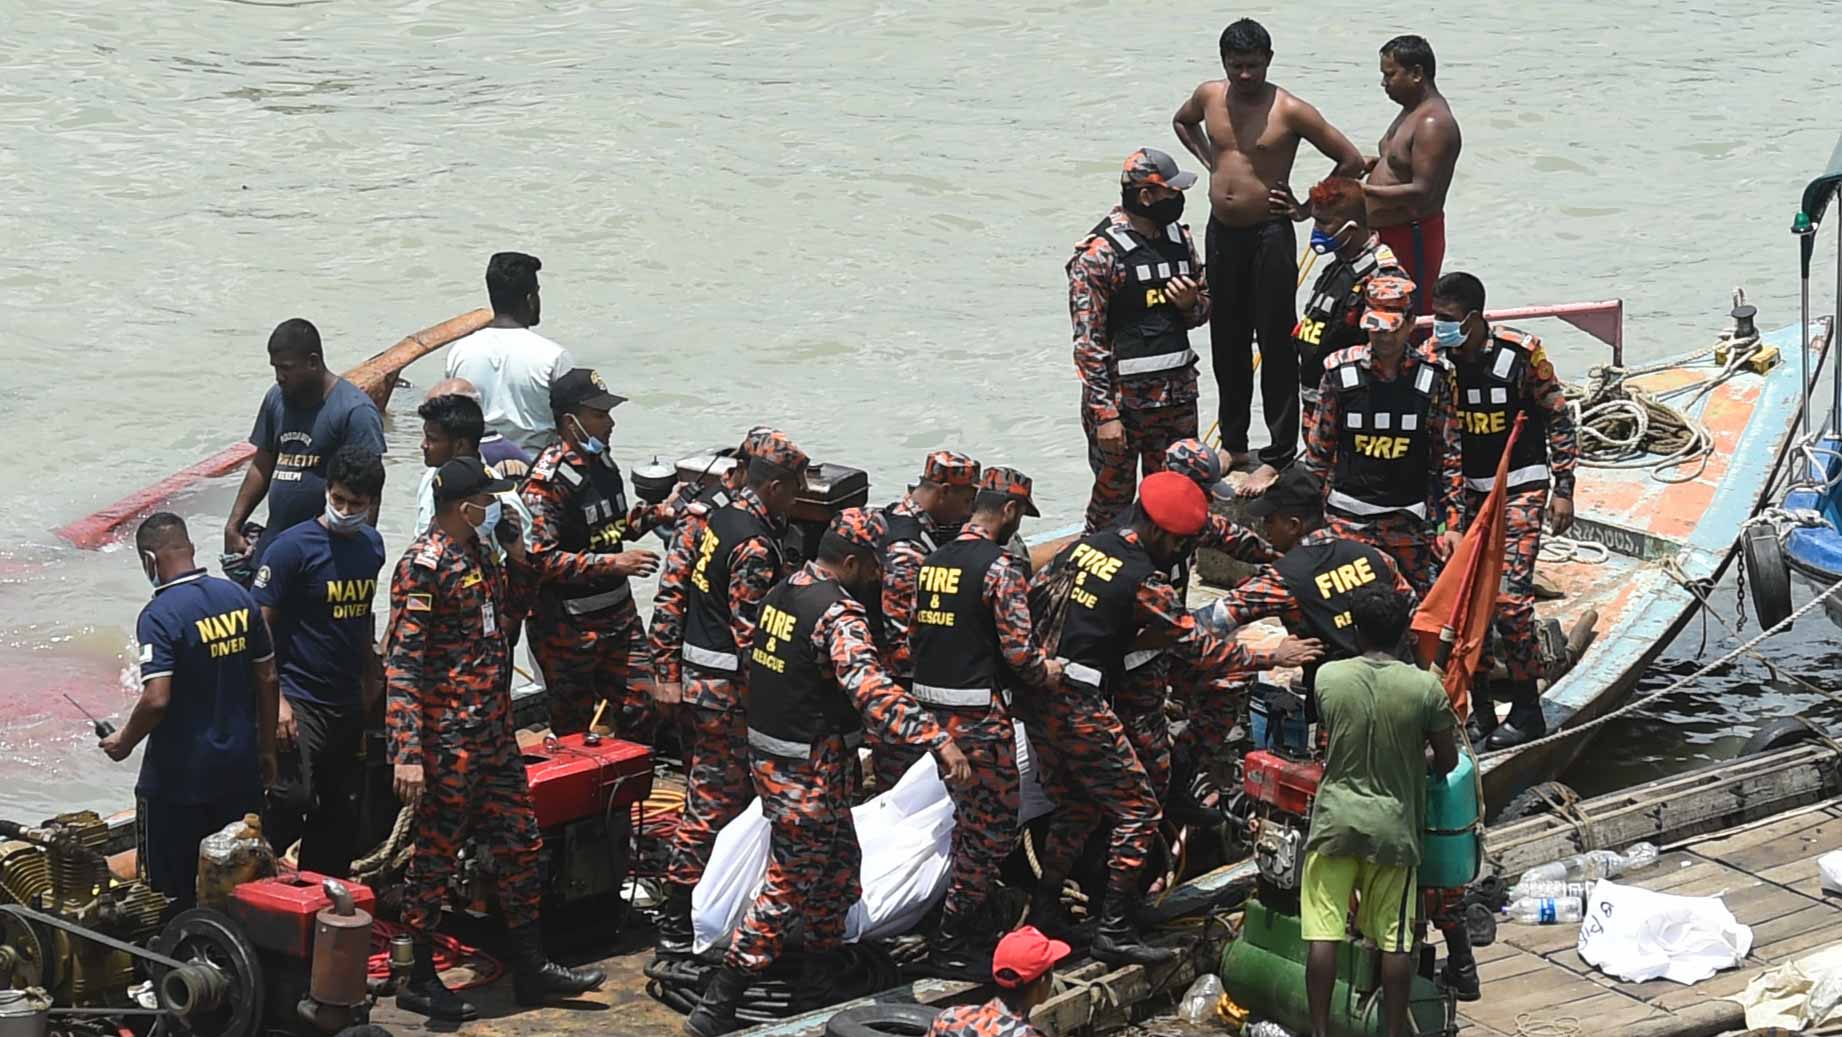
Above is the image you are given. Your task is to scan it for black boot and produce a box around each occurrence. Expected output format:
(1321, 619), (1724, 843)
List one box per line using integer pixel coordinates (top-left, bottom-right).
(1485, 681), (1547, 750)
(1435, 920), (1480, 1002)
(1466, 677), (1498, 744)
(508, 922), (606, 1007)
(683, 965), (749, 1037)
(655, 882), (695, 959)
(1028, 880), (1093, 943)
(1089, 890), (1179, 967)
(924, 910), (992, 982)
(395, 936), (478, 1022)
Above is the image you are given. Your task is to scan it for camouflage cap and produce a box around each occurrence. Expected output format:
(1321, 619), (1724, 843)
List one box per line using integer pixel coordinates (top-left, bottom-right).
(1121, 147), (1198, 191)
(978, 465), (1041, 517)
(744, 429), (809, 473)
(921, 450), (981, 488)
(826, 507), (887, 554)
(1359, 274), (1418, 332)
(736, 424), (776, 457)
(1163, 439), (1233, 502)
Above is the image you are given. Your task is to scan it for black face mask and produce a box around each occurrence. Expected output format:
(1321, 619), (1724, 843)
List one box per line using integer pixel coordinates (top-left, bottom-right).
(1125, 189), (1185, 226)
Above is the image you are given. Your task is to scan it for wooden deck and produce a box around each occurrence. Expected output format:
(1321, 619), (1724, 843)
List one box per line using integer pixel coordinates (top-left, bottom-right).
(1456, 798), (1842, 1037)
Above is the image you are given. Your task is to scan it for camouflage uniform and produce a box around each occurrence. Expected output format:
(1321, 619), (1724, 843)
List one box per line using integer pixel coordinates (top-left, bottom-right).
(870, 450), (981, 793)
(521, 440), (653, 737)
(927, 998), (1047, 1037)
(385, 526), (542, 935)
(1070, 150), (1211, 535)
(1292, 236), (1407, 442)
(1303, 280), (1464, 598)
(666, 433), (806, 891)
(727, 515), (952, 975)
(1213, 528), (1418, 630)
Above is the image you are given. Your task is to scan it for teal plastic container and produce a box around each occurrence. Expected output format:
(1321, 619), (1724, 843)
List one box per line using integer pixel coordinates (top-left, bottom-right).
(1420, 747), (1481, 888)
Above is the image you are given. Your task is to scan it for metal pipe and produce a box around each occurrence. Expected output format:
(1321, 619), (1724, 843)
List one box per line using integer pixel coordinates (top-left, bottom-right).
(1833, 236), (1841, 438)
(1801, 250), (1813, 443)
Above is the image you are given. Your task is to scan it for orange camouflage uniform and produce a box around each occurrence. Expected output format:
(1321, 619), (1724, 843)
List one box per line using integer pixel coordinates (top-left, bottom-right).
(385, 526), (543, 934)
(926, 998), (1047, 1037)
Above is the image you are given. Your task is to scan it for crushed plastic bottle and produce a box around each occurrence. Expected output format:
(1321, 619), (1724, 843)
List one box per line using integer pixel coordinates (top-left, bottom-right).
(1505, 895), (1584, 924)
(1505, 879), (1592, 902)
(1247, 1022), (1298, 1037)
(1178, 974), (1224, 1024)
(195, 812), (276, 909)
(1517, 841), (1658, 885)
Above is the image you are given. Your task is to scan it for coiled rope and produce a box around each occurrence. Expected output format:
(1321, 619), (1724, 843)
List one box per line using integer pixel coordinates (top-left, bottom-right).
(1566, 331), (1763, 484)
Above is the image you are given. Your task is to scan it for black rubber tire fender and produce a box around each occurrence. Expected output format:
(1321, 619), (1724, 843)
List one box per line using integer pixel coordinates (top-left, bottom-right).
(1739, 716), (1827, 757)
(1495, 780), (1580, 824)
(1742, 522), (1794, 631)
(825, 1003), (945, 1037)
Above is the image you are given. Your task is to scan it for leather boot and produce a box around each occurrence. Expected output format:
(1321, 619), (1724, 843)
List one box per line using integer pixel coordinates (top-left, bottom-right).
(395, 936), (478, 1022)
(654, 882), (696, 958)
(508, 922), (606, 1006)
(1465, 677), (1498, 744)
(1089, 890), (1179, 967)
(924, 910), (991, 982)
(1485, 681), (1547, 750)
(1028, 880), (1092, 943)
(683, 964), (750, 1037)
(1435, 920), (1480, 1002)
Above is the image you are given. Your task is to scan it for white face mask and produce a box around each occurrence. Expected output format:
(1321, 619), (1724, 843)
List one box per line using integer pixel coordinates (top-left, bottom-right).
(324, 499), (367, 534)
(465, 499), (502, 543)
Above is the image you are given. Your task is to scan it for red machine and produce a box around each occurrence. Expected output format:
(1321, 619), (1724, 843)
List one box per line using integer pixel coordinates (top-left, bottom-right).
(1242, 749), (1325, 896)
(224, 872), (377, 1033)
(229, 871), (377, 959)
(523, 732), (654, 829)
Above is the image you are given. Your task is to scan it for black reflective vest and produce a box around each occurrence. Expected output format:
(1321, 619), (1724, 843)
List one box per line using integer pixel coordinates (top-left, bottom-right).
(1328, 356), (1443, 521)
(745, 577), (862, 758)
(1454, 328), (1550, 493)
(683, 503), (784, 673)
(1054, 529), (1157, 695)
(1095, 218), (1198, 382)
(1272, 535), (1398, 663)
(538, 456), (633, 618)
(910, 536), (1010, 711)
(1293, 245), (1398, 399)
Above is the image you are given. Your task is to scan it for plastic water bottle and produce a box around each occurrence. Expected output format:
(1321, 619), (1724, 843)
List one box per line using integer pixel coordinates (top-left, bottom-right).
(1505, 895), (1584, 924)
(1247, 1022), (1297, 1037)
(1178, 974), (1224, 1024)
(1517, 841), (1658, 884)
(1506, 879), (1592, 902)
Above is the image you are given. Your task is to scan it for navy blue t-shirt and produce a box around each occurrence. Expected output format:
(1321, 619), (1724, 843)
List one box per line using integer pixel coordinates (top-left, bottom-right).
(252, 518), (387, 708)
(134, 570), (275, 804)
(248, 378), (386, 563)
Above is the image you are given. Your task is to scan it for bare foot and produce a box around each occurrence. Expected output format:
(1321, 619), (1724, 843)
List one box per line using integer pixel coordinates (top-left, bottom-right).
(1239, 463), (1280, 497)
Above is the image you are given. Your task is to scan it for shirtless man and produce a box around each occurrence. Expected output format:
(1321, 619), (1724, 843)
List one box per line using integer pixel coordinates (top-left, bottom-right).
(1174, 18), (1364, 498)
(1365, 35), (1462, 316)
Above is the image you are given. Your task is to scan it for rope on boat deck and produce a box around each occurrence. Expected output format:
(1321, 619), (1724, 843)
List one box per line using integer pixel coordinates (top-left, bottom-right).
(1514, 1013), (1582, 1037)
(1566, 331), (1762, 484)
(1493, 571), (1842, 757)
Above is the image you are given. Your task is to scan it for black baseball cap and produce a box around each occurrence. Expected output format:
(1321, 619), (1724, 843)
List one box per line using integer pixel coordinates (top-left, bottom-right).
(549, 368), (628, 413)
(433, 457), (516, 503)
(1243, 466), (1325, 518)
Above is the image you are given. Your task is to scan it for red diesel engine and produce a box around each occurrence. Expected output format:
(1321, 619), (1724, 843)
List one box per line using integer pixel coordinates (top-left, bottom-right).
(227, 872), (378, 1033)
(520, 734), (654, 930)
(1242, 750), (1324, 895)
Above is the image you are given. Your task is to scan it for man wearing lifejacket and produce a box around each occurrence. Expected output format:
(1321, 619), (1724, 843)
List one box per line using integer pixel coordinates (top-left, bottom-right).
(1303, 274), (1464, 597)
(868, 450), (982, 793)
(1069, 148), (1210, 535)
(909, 466), (1062, 980)
(1433, 272), (1579, 749)
(520, 369), (661, 739)
(1286, 176), (1407, 444)
(1029, 473), (1319, 966)
(685, 510), (972, 1037)
(655, 431), (809, 960)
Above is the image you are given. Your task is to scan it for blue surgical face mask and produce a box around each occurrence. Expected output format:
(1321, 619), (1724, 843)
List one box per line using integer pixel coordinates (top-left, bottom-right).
(324, 499), (367, 534)
(471, 499), (503, 543)
(1432, 318), (1467, 350)
(569, 414), (606, 457)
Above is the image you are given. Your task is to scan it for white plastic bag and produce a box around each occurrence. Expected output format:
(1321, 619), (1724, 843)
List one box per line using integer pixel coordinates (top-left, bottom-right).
(1819, 849), (1842, 894)
(1576, 880), (1753, 985)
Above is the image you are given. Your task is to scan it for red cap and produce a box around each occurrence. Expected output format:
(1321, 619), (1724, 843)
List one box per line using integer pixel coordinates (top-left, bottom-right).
(992, 925), (1070, 988)
(1139, 471), (1207, 536)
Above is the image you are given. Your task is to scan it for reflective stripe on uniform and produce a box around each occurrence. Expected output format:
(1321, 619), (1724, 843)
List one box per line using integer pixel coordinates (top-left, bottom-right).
(747, 727), (865, 759)
(562, 582), (632, 616)
(1123, 648), (1163, 671)
(1327, 490), (1428, 520)
(911, 683), (994, 708)
(683, 643), (739, 671)
(1465, 464), (1550, 492)
(1062, 659), (1103, 688)
(1117, 348), (1196, 377)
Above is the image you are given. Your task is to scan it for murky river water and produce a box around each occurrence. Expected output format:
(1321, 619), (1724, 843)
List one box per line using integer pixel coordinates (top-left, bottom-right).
(0, 0), (1837, 817)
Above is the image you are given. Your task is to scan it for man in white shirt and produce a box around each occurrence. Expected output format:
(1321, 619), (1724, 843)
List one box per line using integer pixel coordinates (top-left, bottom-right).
(445, 252), (576, 456)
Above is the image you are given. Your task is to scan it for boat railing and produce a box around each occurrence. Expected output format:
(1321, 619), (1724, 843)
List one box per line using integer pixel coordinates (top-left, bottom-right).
(1793, 129), (1842, 442)
(1414, 300), (1625, 367)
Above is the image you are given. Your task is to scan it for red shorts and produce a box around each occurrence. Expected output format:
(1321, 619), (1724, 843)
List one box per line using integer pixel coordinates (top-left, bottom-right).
(1376, 213), (1446, 315)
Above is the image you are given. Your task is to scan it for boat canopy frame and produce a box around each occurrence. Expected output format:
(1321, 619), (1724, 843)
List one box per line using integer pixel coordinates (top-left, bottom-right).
(1795, 130), (1842, 442)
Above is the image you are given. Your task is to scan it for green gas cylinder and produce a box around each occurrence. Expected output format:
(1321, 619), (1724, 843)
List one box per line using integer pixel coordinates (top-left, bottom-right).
(1420, 747), (1481, 889)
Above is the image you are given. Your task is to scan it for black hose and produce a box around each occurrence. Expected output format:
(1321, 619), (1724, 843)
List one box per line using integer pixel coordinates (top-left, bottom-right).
(645, 944), (901, 1019)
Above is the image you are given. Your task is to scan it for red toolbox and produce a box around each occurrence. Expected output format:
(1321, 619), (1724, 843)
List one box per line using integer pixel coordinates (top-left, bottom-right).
(1242, 750), (1324, 816)
(523, 734), (654, 830)
(229, 871), (377, 959)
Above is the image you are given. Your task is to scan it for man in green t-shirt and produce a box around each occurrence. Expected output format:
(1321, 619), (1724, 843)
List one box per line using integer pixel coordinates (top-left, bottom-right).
(1302, 584), (1458, 1037)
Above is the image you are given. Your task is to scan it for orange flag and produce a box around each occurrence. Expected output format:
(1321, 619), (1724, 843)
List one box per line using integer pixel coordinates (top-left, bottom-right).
(1412, 413), (1527, 719)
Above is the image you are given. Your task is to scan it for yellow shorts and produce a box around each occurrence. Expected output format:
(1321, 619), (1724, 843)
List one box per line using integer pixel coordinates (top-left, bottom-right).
(1299, 852), (1418, 953)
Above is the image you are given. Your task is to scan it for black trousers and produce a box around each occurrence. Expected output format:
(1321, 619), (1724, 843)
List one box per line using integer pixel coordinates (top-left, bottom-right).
(139, 788), (261, 914)
(1206, 217), (1300, 468)
(264, 696), (367, 877)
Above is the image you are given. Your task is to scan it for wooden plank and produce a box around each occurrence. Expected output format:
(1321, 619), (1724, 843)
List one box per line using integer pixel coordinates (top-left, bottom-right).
(1753, 924), (1842, 964)
(1694, 815), (1842, 873)
(1499, 920), (1583, 957)
(1746, 903), (1842, 954)
(1466, 987), (1662, 1034)
(1650, 965), (1759, 1010)
(1029, 951), (1201, 1037)
(1477, 950), (1552, 984)
(1641, 857), (1758, 896)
